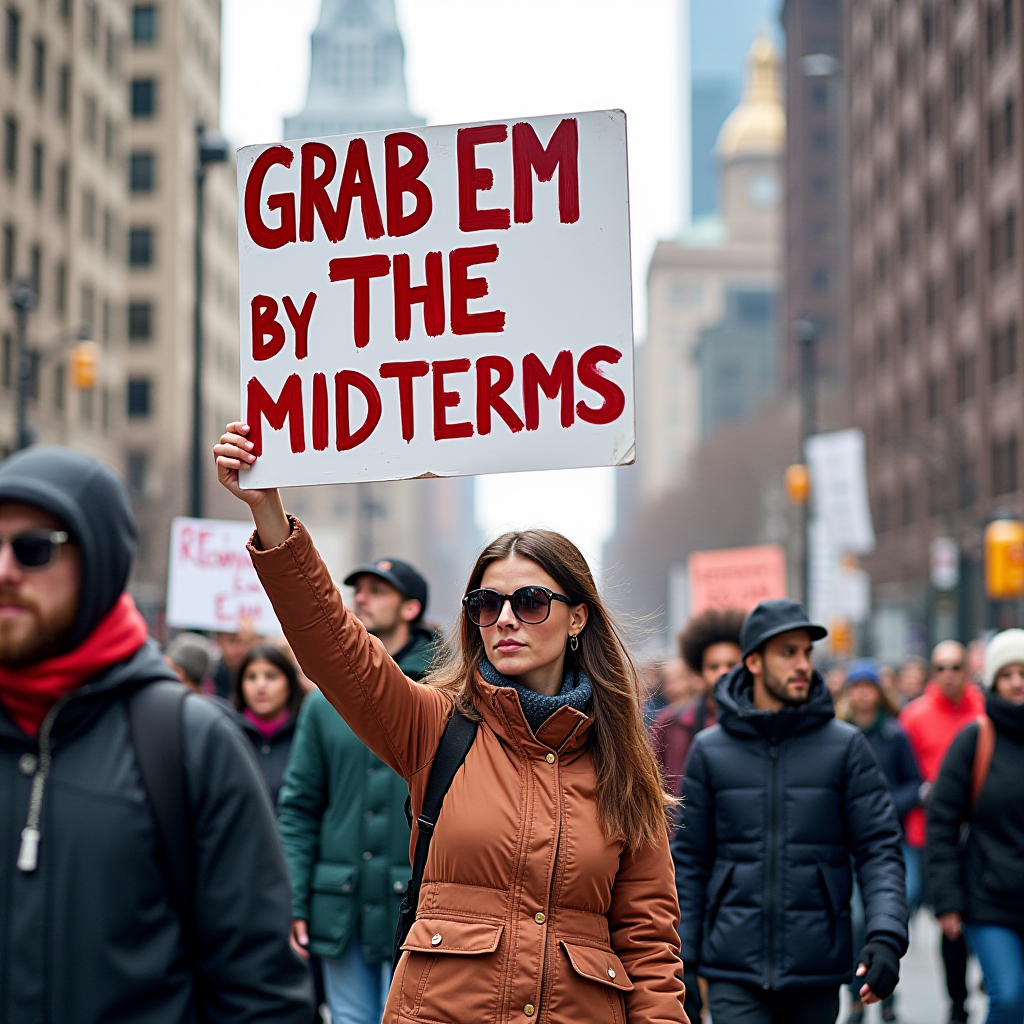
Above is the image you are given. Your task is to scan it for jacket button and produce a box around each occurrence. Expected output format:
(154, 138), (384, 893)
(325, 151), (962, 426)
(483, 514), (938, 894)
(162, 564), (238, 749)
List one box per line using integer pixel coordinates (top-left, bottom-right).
(534, 912), (545, 924)
(524, 1005), (535, 1016)
(364, 810), (374, 820)
(431, 933), (442, 946)
(261, 744), (271, 755)
(18, 753), (38, 776)
(362, 851), (373, 860)
(545, 752), (555, 763)
(394, 880), (405, 892)
(607, 967), (616, 979)
(341, 883), (351, 892)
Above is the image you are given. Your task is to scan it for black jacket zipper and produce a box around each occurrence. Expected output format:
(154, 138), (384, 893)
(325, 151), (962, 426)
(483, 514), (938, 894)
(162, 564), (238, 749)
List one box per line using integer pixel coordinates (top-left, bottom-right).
(764, 742), (779, 989)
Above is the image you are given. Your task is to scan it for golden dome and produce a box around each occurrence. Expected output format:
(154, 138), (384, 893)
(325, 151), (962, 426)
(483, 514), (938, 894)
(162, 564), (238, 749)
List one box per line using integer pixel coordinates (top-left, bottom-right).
(717, 32), (785, 161)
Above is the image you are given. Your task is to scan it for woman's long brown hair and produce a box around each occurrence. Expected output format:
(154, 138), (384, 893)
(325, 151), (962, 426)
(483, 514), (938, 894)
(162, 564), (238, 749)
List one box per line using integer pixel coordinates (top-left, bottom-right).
(428, 529), (674, 852)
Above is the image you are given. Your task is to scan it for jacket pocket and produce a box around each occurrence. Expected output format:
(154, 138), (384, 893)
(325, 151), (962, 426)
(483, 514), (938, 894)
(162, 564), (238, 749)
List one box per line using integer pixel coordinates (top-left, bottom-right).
(401, 917), (503, 955)
(561, 941), (634, 992)
(817, 864), (839, 949)
(707, 862), (735, 932)
(397, 918), (505, 1022)
(309, 862), (357, 946)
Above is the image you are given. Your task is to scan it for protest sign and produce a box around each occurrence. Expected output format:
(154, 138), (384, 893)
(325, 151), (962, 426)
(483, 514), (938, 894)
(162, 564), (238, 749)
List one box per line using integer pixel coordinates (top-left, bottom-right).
(166, 517), (280, 635)
(688, 544), (787, 616)
(236, 110), (634, 488)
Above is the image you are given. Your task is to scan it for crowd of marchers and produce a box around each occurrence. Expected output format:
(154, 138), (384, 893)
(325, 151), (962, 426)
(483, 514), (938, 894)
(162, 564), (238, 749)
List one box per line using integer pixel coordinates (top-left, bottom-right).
(0, 434), (1021, 1024)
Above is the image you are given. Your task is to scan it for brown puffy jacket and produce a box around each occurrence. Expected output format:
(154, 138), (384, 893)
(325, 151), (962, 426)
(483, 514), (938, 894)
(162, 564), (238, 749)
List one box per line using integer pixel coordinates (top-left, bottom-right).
(250, 520), (688, 1024)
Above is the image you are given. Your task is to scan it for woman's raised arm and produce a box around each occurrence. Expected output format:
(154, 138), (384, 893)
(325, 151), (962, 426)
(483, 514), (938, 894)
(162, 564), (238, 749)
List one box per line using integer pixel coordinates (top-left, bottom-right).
(213, 422), (450, 778)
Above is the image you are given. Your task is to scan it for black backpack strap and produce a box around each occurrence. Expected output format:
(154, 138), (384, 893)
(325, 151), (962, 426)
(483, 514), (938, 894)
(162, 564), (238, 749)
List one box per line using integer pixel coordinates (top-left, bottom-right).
(128, 681), (196, 949)
(393, 709), (478, 970)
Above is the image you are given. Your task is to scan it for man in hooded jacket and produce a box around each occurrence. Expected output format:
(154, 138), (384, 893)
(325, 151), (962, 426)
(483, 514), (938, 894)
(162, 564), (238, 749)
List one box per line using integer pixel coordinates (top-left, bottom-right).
(0, 446), (312, 1023)
(673, 599), (908, 1024)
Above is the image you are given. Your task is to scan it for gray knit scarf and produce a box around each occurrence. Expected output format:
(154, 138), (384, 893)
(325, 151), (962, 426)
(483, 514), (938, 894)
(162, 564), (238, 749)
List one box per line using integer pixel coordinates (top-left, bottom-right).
(479, 658), (593, 735)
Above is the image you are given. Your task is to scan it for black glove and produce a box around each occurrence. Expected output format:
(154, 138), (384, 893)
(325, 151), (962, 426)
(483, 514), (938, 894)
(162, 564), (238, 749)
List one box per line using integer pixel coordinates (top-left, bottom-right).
(682, 964), (703, 1021)
(857, 940), (900, 999)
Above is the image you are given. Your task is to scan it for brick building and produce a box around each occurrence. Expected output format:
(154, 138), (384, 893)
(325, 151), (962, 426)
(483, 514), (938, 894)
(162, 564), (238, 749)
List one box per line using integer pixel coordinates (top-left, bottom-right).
(847, 0), (1022, 644)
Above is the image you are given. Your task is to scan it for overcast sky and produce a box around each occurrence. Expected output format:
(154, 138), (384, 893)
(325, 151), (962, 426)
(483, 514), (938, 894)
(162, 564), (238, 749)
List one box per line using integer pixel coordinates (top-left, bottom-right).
(222, 0), (682, 572)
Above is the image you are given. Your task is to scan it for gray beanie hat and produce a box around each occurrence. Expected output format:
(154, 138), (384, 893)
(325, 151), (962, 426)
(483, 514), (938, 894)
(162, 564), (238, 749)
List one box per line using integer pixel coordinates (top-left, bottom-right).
(165, 632), (213, 686)
(983, 628), (1024, 689)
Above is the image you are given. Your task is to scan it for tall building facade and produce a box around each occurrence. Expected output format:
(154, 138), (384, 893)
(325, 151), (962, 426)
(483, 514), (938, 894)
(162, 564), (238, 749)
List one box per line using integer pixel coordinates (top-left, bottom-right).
(122, 0), (239, 617)
(781, 0), (846, 403)
(640, 36), (784, 501)
(848, 0), (1023, 645)
(1, 0), (129, 465)
(280, 0), (478, 623)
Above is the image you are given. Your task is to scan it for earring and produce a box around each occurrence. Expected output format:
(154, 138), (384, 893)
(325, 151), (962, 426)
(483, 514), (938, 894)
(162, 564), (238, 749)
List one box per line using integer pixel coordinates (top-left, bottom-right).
(569, 634), (579, 652)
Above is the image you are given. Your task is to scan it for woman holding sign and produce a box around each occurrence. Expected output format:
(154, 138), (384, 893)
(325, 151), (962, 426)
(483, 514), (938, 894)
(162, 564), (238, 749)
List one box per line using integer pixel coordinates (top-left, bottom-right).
(214, 422), (688, 1024)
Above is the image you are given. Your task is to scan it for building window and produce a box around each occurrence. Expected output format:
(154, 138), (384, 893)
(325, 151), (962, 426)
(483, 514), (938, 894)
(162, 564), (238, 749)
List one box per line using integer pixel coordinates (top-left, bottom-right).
(922, 4), (940, 49)
(103, 117), (116, 164)
(990, 207), (1017, 272)
(28, 243), (39, 297)
(953, 46), (973, 105)
(31, 36), (43, 95)
(956, 351), (976, 403)
(102, 208), (114, 255)
(54, 260), (66, 316)
(2, 331), (11, 388)
(53, 360), (64, 412)
(4, 115), (17, 179)
(83, 93), (97, 145)
(126, 451), (148, 497)
(132, 4), (158, 45)
(80, 282), (94, 332)
(55, 161), (68, 217)
(991, 318), (1019, 382)
(127, 300), (153, 342)
(812, 267), (830, 292)
(954, 146), (975, 202)
(85, 2), (99, 50)
(1005, 0), (1015, 42)
(927, 373), (942, 420)
(5, 5), (19, 70)
(955, 248), (976, 303)
(127, 226), (154, 267)
(126, 377), (152, 418)
(105, 25), (117, 74)
(57, 64), (70, 118)
(2, 222), (14, 283)
(82, 188), (96, 241)
(128, 151), (155, 192)
(30, 139), (42, 199)
(992, 434), (1019, 496)
(130, 78), (157, 118)
(101, 297), (112, 344)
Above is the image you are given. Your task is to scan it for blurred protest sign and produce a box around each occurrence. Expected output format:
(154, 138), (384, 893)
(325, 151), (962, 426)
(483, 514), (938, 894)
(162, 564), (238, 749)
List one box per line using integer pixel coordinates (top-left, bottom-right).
(688, 544), (787, 617)
(237, 110), (634, 488)
(805, 429), (875, 555)
(166, 517), (280, 635)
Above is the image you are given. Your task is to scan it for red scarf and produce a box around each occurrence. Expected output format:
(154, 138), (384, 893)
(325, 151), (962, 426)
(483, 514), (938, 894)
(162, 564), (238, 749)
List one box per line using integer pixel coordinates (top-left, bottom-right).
(244, 707), (292, 739)
(0, 593), (149, 737)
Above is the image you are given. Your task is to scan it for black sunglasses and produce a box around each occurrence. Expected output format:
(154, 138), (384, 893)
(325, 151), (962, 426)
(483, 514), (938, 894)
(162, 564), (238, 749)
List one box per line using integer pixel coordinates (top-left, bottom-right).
(0, 529), (70, 570)
(462, 586), (574, 627)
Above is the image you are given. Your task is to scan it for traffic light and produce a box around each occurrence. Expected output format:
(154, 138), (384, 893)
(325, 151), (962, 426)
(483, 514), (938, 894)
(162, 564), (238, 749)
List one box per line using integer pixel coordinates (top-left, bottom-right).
(70, 340), (98, 390)
(985, 518), (1024, 600)
(784, 463), (810, 505)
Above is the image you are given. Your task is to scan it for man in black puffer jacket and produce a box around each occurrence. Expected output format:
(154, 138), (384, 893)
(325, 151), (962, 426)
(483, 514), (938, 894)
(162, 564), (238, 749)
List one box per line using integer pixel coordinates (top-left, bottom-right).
(0, 447), (312, 1023)
(673, 600), (908, 1024)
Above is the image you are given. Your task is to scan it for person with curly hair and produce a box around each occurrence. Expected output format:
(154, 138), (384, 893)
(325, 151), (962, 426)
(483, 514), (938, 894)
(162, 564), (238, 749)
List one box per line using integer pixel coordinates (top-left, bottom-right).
(649, 608), (745, 797)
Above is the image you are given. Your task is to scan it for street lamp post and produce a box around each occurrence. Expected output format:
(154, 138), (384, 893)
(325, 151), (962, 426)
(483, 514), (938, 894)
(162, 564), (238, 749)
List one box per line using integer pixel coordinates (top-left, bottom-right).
(793, 317), (820, 608)
(11, 281), (38, 451)
(190, 121), (229, 520)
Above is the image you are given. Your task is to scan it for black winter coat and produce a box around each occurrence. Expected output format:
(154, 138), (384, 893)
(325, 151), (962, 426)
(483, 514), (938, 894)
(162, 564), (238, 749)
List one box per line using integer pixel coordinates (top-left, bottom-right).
(232, 707), (298, 809)
(927, 692), (1024, 933)
(856, 713), (922, 823)
(0, 642), (313, 1024)
(673, 666), (908, 990)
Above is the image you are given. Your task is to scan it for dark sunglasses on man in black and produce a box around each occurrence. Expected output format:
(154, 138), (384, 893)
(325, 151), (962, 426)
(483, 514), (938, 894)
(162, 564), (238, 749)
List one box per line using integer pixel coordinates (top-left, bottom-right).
(463, 586), (574, 628)
(0, 530), (70, 570)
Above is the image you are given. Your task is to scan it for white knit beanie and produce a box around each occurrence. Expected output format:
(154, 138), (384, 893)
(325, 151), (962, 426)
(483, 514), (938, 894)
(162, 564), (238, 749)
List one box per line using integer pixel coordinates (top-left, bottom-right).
(983, 628), (1024, 689)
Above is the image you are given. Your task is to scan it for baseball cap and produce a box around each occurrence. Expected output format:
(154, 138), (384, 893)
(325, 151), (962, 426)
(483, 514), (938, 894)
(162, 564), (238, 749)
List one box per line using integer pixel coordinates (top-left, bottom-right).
(845, 658), (881, 687)
(344, 557), (428, 614)
(740, 598), (828, 658)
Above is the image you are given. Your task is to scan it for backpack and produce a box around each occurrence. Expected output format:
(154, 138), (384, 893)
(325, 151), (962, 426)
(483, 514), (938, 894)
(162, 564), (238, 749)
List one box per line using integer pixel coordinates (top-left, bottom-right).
(970, 714), (996, 807)
(126, 682), (198, 969)
(393, 710), (478, 970)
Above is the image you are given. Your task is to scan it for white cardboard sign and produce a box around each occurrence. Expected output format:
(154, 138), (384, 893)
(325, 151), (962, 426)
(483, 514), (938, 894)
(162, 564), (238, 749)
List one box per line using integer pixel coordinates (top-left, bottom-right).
(236, 109), (635, 488)
(165, 517), (281, 635)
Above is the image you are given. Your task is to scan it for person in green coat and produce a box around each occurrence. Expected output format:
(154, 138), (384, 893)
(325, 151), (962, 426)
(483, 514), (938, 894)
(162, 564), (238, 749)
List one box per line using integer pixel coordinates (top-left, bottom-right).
(278, 557), (434, 1024)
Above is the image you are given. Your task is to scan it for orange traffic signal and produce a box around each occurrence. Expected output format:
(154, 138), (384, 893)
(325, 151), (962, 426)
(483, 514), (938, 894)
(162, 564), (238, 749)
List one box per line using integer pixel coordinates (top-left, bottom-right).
(785, 463), (810, 505)
(70, 341), (98, 390)
(985, 518), (1024, 600)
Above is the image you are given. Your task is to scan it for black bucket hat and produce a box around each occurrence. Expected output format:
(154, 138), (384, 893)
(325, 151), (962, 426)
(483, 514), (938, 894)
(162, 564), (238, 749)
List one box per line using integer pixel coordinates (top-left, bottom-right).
(740, 598), (828, 658)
